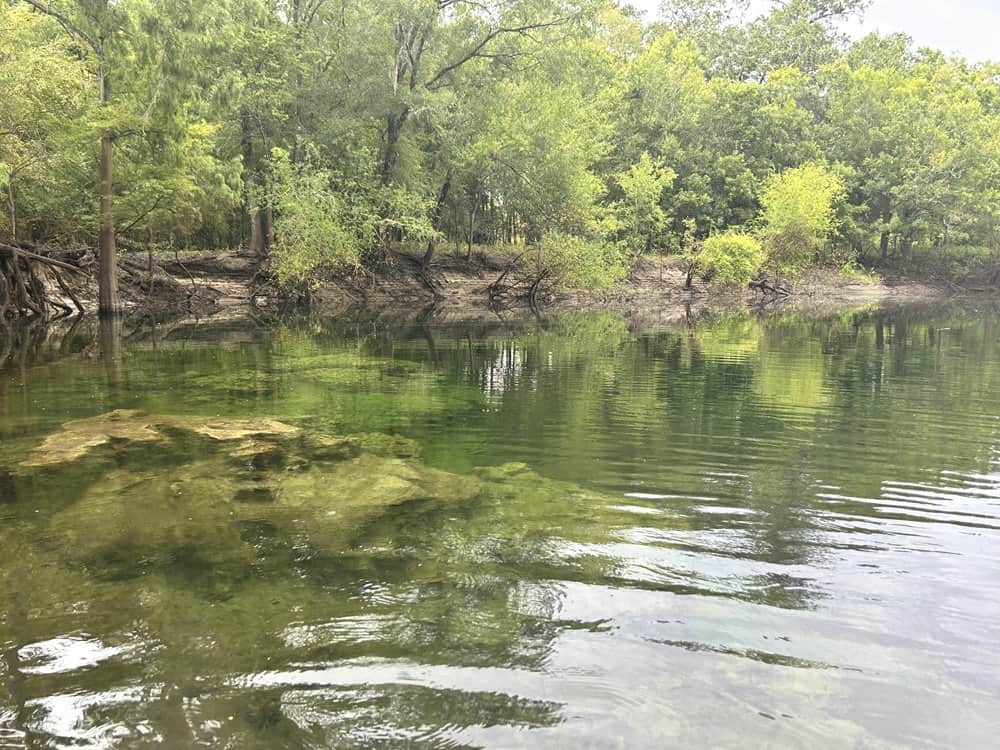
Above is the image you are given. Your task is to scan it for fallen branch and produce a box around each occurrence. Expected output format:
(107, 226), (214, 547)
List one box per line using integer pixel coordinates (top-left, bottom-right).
(487, 252), (525, 301)
(1, 242), (89, 319)
(749, 278), (792, 297)
(52, 266), (85, 314)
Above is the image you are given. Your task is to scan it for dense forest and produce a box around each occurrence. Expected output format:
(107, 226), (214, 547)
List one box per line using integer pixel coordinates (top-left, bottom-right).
(1, 0), (999, 314)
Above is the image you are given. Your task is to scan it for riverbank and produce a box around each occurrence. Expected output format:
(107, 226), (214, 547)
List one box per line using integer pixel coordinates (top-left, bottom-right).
(28, 248), (999, 323)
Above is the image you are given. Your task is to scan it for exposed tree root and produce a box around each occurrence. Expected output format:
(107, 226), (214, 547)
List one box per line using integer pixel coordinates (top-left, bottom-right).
(0, 242), (86, 321)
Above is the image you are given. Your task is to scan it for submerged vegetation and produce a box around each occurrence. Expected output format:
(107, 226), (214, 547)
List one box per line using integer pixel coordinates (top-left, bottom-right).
(1, 0), (999, 314)
(2, 304), (1000, 744)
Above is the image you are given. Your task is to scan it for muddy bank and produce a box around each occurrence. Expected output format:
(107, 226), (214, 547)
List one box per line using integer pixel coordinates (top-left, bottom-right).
(295, 253), (995, 322)
(21, 248), (998, 323)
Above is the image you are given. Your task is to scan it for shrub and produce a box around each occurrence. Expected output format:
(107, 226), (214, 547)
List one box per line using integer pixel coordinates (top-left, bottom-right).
(535, 232), (628, 292)
(759, 162), (846, 276)
(268, 148), (364, 292)
(697, 232), (766, 287)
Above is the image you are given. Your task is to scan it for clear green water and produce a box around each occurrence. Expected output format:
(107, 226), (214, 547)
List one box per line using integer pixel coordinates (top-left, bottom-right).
(1, 304), (999, 748)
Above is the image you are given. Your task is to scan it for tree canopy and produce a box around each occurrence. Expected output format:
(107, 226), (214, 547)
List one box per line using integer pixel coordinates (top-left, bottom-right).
(2, 0), (998, 302)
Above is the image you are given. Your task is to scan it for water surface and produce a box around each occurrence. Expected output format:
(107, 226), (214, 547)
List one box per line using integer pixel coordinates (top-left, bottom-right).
(1, 304), (999, 748)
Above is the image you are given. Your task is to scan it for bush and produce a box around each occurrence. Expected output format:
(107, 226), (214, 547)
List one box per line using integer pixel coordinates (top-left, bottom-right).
(759, 162), (846, 276)
(697, 232), (766, 287)
(535, 232), (628, 291)
(268, 148), (364, 292)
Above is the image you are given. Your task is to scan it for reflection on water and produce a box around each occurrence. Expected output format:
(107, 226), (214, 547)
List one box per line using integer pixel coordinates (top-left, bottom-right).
(1, 304), (1000, 747)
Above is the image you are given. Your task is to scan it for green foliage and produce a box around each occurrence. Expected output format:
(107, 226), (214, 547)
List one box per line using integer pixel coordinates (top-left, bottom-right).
(759, 162), (846, 275)
(0, 6), (92, 240)
(839, 261), (881, 285)
(614, 152), (675, 255)
(267, 148), (364, 292)
(374, 185), (438, 248)
(535, 233), (628, 292)
(3, 0), (999, 289)
(697, 231), (766, 287)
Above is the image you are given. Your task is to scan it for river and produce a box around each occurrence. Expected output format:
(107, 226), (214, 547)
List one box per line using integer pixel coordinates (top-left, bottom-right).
(1, 303), (999, 748)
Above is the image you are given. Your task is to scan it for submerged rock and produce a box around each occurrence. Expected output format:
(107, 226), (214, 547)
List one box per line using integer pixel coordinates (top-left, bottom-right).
(351, 432), (421, 459)
(23, 409), (162, 466)
(30, 411), (483, 585)
(23, 410), (302, 467)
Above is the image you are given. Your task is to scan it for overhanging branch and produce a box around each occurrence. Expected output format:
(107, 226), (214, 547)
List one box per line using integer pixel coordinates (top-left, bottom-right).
(21, 0), (101, 57)
(424, 16), (573, 90)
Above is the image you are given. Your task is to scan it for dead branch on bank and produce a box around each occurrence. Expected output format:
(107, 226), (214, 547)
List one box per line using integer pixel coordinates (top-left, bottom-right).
(749, 277), (792, 298)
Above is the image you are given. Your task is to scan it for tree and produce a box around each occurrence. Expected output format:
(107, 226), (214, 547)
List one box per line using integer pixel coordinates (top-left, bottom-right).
(3, 0), (999, 306)
(266, 148), (366, 293)
(614, 152), (674, 255)
(0, 6), (90, 243)
(822, 42), (1000, 259)
(18, 0), (210, 314)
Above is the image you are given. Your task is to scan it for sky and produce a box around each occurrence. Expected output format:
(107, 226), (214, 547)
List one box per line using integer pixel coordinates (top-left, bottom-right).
(631, 0), (999, 62)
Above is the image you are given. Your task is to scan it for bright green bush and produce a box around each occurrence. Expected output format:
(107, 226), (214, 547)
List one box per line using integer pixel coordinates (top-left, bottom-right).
(759, 163), (846, 275)
(697, 231), (766, 287)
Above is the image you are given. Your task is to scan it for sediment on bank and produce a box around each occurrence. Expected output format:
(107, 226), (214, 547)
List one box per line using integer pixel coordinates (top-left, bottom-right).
(2, 246), (996, 323)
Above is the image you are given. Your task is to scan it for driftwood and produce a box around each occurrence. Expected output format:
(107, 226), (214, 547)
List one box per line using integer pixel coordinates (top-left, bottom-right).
(749, 277), (792, 298)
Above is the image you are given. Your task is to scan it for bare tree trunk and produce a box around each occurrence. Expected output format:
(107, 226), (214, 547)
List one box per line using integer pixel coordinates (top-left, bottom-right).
(241, 110), (266, 258)
(466, 202), (478, 262)
(98, 64), (122, 316)
(6, 178), (15, 243)
(250, 212), (265, 256)
(380, 109), (409, 186)
(900, 235), (913, 260)
(265, 203), (275, 249)
(100, 314), (124, 404)
(423, 171), (451, 268)
(879, 231), (890, 260)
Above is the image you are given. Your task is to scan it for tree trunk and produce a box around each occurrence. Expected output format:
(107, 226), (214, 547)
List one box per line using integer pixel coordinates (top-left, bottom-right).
(466, 201), (478, 262)
(241, 110), (266, 258)
(100, 314), (124, 404)
(98, 66), (122, 317)
(6, 178), (15, 243)
(380, 109), (409, 186)
(422, 172), (451, 268)
(879, 231), (890, 260)
(265, 203), (275, 249)
(900, 236), (913, 260)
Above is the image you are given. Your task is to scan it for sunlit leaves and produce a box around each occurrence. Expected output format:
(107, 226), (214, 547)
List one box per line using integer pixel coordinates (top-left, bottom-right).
(760, 162), (846, 274)
(698, 231), (765, 286)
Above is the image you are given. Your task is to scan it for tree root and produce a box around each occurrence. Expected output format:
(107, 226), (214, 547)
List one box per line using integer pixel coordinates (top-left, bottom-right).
(0, 242), (87, 320)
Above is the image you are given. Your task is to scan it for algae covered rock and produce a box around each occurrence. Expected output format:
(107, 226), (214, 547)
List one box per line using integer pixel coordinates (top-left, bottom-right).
(351, 432), (421, 459)
(23, 409), (163, 467)
(234, 454), (481, 554)
(23, 410), (302, 468)
(21, 412), (680, 608)
(472, 462), (688, 546)
(27, 411), (483, 586)
(46, 461), (253, 576)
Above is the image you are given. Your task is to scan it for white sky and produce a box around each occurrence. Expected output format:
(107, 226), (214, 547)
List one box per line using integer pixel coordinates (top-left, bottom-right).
(631, 0), (999, 62)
